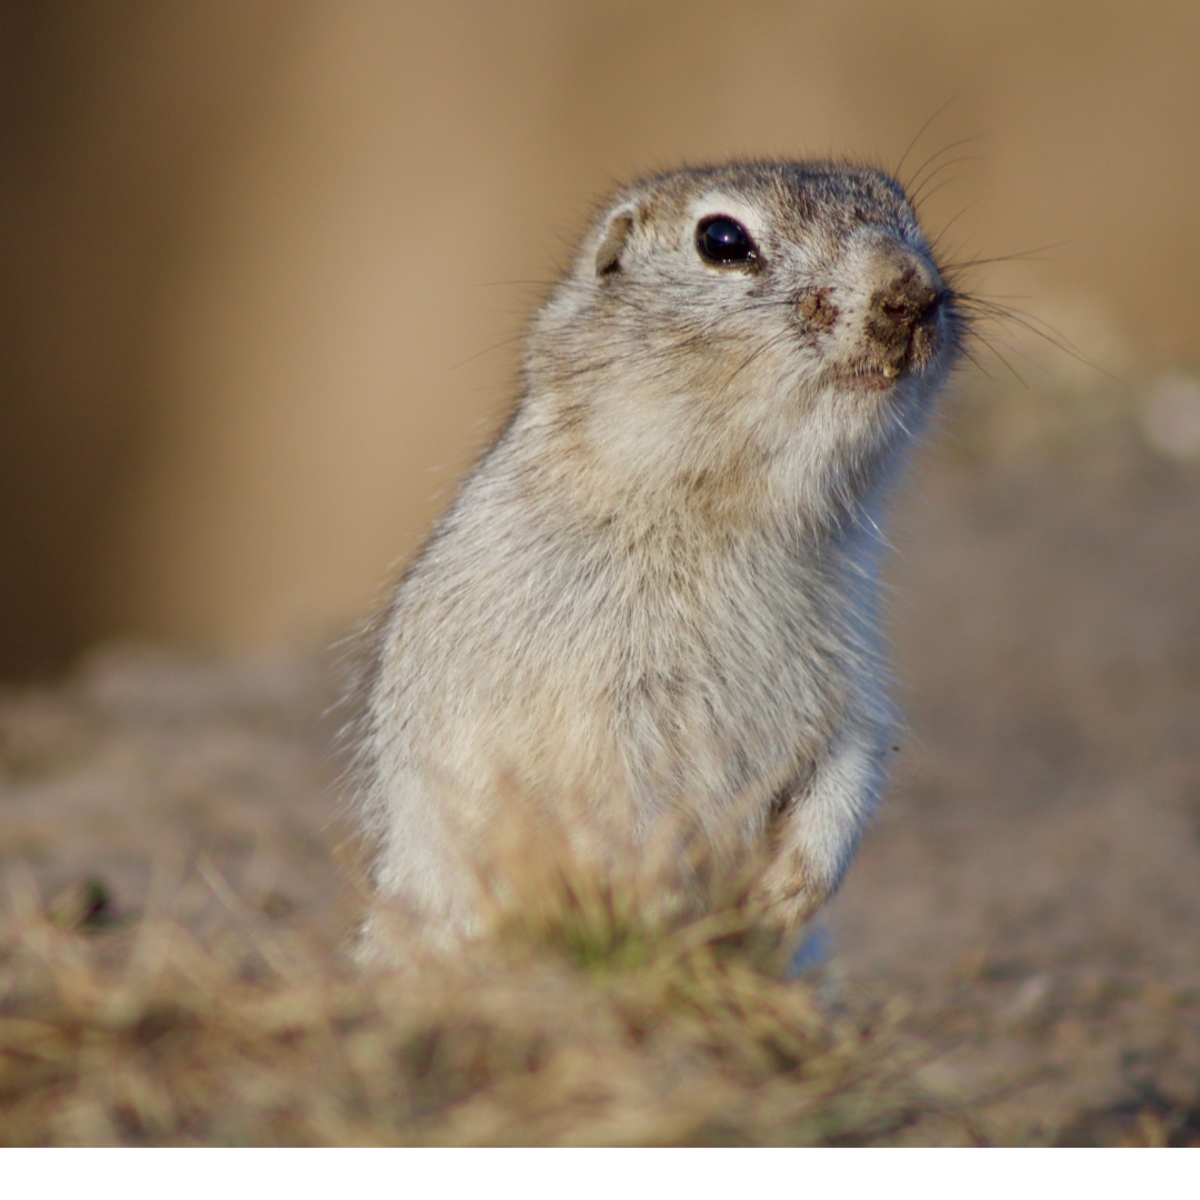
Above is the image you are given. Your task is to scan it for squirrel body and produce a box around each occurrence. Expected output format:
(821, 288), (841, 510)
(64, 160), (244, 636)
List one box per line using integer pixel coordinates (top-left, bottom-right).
(356, 161), (962, 956)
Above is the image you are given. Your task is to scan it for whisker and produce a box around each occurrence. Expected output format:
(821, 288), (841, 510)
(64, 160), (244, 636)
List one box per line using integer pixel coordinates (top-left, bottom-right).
(931, 199), (981, 250)
(453, 333), (528, 370)
(957, 342), (995, 381)
(904, 132), (985, 201)
(960, 299), (1121, 383)
(907, 138), (986, 205)
(941, 243), (1067, 270)
(968, 330), (1028, 387)
(911, 159), (981, 210)
(893, 92), (966, 181)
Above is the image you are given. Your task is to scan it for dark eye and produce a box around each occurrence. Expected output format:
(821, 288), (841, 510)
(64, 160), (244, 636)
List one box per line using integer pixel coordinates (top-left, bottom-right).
(696, 216), (758, 266)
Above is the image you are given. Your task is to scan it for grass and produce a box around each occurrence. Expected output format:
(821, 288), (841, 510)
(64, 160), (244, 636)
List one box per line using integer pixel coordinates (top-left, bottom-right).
(0, 854), (981, 1146)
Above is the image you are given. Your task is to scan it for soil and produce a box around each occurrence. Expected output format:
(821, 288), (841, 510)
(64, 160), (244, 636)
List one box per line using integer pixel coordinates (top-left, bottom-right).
(2, 420), (1198, 1146)
(834, 428), (1200, 1145)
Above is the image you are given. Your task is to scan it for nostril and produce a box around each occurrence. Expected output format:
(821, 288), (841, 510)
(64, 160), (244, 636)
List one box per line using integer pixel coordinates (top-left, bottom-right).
(873, 281), (942, 331)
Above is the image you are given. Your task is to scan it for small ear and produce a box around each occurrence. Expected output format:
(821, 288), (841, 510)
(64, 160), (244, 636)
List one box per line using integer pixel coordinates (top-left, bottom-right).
(594, 205), (637, 278)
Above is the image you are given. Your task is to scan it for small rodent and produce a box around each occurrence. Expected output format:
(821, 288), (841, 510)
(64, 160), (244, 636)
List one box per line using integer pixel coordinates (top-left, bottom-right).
(354, 159), (963, 960)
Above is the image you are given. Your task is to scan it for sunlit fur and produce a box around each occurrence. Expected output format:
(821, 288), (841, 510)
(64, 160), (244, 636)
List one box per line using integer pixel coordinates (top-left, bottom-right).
(356, 160), (963, 961)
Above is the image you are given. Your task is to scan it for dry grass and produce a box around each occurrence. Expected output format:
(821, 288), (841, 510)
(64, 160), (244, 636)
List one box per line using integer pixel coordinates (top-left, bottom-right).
(0, 647), (982, 1146)
(0, 856), (981, 1147)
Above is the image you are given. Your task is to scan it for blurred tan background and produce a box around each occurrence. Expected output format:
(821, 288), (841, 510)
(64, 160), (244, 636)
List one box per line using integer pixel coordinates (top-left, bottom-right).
(3, 0), (1198, 680)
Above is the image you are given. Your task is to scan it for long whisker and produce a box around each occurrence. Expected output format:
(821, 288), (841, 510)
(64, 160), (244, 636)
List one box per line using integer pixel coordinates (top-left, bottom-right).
(930, 199), (981, 250)
(911, 158), (981, 210)
(904, 133), (984, 200)
(907, 137), (987, 205)
(941, 244), (1068, 270)
(959, 297), (1121, 384)
(957, 342), (996, 381)
(968, 329), (1028, 387)
(893, 92), (966, 181)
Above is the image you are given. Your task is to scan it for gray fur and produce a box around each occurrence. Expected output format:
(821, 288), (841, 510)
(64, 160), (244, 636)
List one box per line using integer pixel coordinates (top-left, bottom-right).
(355, 160), (963, 958)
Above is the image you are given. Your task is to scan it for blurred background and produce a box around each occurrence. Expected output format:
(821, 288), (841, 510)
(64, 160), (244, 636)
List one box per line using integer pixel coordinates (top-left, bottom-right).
(3, 0), (1199, 680)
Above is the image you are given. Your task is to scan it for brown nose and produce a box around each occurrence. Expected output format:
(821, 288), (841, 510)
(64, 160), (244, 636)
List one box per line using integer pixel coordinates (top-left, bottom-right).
(864, 248), (944, 373)
(873, 268), (941, 332)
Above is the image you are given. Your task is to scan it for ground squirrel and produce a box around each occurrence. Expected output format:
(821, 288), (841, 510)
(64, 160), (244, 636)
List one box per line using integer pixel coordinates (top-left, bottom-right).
(355, 160), (963, 959)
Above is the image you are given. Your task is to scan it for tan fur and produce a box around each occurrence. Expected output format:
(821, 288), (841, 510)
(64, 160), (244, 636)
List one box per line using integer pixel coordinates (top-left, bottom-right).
(354, 160), (963, 960)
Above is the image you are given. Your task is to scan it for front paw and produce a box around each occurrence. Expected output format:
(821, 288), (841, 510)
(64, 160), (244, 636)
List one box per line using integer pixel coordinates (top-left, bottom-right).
(750, 852), (829, 930)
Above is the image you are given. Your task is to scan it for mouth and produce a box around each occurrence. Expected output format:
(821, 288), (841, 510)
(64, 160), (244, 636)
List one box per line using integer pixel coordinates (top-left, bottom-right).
(829, 362), (909, 393)
(830, 335), (945, 394)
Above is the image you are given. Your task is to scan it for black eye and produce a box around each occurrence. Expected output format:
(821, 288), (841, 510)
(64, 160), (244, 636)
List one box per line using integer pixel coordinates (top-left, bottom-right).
(696, 216), (758, 266)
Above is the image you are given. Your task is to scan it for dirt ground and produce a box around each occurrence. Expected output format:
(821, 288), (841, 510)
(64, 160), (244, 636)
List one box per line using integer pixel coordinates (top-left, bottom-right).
(2, 406), (1198, 1146)
(834, 421), (1200, 1145)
